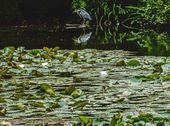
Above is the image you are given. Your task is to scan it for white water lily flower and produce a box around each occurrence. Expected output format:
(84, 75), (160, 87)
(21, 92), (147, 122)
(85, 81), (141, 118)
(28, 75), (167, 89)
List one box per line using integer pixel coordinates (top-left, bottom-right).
(18, 64), (24, 68)
(80, 56), (84, 59)
(100, 71), (108, 77)
(41, 62), (48, 66)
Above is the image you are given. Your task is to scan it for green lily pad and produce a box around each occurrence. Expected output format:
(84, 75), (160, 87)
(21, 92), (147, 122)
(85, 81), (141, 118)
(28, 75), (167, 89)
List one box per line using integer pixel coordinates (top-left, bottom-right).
(64, 85), (76, 95)
(79, 116), (93, 126)
(110, 113), (123, 126)
(1, 74), (12, 79)
(29, 49), (41, 55)
(79, 116), (89, 124)
(127, 59), (140, 66)
(0, 97), (6, 103)
(116, 60), (126, 66)
(0, 107), (6, 116)
(29, 101), (45, 108)
(162, 75), (170, 80)
(135, 74), (160, 81)
(40, 83), (55, 96)
(71, 100), (89, 110)
(71, 89), (84, 98)
(15, 104), (27, 111)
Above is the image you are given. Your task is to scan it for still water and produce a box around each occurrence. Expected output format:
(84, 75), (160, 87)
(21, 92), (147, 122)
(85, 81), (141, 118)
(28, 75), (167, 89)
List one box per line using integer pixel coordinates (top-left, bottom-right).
(0, 26), (170, 56)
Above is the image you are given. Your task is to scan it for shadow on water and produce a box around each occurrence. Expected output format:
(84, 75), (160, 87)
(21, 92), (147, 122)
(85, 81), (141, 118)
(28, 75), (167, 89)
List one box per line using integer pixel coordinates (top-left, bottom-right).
(0, 25), (170, 56)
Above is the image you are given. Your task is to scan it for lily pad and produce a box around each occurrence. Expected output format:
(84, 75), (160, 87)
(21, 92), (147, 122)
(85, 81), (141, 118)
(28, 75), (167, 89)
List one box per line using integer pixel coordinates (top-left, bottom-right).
(71, 89), (84, 98)
(40, 83), (55, 96)
(64, 85), (76, 95)
(127, 59), (140, 66)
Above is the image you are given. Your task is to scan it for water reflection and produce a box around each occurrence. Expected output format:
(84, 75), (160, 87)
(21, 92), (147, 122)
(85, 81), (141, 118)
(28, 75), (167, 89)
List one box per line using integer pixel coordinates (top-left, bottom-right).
(73, 31), (92, 44)
(0, 26), (170, 56)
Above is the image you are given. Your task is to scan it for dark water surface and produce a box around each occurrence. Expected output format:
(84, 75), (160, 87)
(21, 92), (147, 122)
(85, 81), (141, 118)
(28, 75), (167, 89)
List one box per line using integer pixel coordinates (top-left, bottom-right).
(0, 26), (170, 56)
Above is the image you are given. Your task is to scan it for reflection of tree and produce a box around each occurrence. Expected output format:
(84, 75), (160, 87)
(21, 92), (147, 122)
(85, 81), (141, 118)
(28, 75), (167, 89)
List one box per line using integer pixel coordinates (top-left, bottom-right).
(127, 29), (170, 56)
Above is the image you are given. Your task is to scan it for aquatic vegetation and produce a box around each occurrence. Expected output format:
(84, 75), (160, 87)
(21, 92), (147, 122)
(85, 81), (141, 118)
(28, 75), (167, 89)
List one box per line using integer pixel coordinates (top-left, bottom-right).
(0, 47), (169, 125)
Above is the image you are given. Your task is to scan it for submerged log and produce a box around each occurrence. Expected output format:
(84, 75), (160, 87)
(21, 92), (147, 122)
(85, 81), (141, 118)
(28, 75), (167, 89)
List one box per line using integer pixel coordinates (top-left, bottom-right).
(65, 24), (86, 29)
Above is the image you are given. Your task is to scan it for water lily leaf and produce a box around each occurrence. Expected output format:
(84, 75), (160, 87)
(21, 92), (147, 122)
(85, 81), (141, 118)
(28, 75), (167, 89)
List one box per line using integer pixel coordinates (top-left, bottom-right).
(59, 71), (72, 77)
(71, 100), (88, 110)
(29, 49), (41, 55)
(162, 75), (170, 80)
(116, 60), (126, 66)
(64, 85), (76, 95)
(49, 102), (60, 109)
(127, 59), (140, 66)
(40, 83), (55, 96)
(153, 65), (163, 73)
(8, 68), (21, 74)
(46, 102), (60, 112)
(71, 89), (84, 98)
(115, 122), (125, 126)
(135, 74), (160, 82)
(73, 76), (83, 83)
(3, 46), (15, 56)
(69, 51), (79, 61)
(55, 55), (66, 63)
(0, 97), (6, 103)
(132, 112), (153, 123)
(134, 121), (145, 126)
(0, 107), (6, 116)
(32, 70), (44, 77)
(29, 101), (44, 108)
(86, 118), (93, 126)
(110, 113), (123, 126)
(162, 64), (170, 72)
(79, 116), (89, 124)
(79, 116), (93, 126)
(0, 67), (8, 75)
(15, 104), (27, 111)
(156, 122), (165, 126)
(1, 74), (12, 79)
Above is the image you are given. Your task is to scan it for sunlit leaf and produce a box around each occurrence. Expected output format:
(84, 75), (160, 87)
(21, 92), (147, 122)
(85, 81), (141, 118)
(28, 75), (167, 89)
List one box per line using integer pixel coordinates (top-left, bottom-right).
(40, 83), (55, 96)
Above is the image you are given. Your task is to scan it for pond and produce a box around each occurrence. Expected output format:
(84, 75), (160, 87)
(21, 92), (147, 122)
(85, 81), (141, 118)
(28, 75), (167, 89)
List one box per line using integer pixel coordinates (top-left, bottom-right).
(0, 26), (170, 126)
(0, 25), (170, 56)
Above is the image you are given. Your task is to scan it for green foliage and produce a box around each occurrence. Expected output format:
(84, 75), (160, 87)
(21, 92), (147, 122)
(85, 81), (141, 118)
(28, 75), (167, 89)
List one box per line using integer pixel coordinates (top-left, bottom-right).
(72, 0), (87, 10)
(40, 83), (55, 96)
(127, 59), (140, 66)
(77, 113), (170, 126)
(127, 0), (170, 24)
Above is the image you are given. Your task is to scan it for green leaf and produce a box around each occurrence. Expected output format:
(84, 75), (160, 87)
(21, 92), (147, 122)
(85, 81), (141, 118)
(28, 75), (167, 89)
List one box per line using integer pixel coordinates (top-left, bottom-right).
(110, 113), (123, 126)
(156, 122), (165, 126)
(79, 116), (93, 126)
(116, 60), (126, 66)
(29, 49), (41, 55)
(15, 104), (27, 111)
(29, 101), (44, 108)
(40, 83), (55, 96)
(135, 74), (160, 82)
(127, 59), (140, 66)
(162, 75), (170, 80)
(0, 97), (6, 103)
(71, 89), (84, 98)
(71, 100), (89, 110)
(0, 107), (6, 116)
(79, 116), (89, 124)
(64, 85), (76, 95)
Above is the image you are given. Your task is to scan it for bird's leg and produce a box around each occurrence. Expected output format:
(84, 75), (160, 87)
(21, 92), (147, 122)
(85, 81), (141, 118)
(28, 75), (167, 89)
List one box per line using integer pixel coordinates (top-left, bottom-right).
(82, 18), (86, 26)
